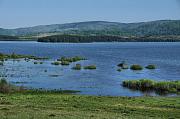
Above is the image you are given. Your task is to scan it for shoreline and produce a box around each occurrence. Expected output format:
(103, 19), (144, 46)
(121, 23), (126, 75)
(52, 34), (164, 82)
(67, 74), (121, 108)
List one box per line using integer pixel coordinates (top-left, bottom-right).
(1, 40), (180, 43)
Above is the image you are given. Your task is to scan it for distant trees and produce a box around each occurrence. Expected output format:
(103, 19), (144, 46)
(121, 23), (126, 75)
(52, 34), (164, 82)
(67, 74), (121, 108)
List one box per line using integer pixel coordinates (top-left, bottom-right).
(38, 35), (126, 43)
(38, 34), (180, 43)
(0, 35), (19, 40)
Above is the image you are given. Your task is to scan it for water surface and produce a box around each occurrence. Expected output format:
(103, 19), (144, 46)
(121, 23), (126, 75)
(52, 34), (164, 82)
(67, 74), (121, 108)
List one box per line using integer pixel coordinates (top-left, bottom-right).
(0, 41), (180, 96)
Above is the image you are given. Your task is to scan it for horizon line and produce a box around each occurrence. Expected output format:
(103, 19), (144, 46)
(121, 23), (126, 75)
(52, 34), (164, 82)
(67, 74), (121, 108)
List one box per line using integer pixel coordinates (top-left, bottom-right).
(1, 19), (180, 30)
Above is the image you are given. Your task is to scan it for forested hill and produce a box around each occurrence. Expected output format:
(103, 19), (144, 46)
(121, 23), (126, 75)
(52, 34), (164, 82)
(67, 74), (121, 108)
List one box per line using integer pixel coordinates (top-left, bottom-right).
(0, 20), (180, 37)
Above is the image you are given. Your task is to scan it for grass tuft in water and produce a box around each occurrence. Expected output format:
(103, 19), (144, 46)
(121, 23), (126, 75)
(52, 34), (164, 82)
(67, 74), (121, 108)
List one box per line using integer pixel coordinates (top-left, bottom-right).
(51, 61), (60, 65)
(84, 65), (97, 70)
(58, 56), (86, 63)
(130, 64), (143, 70)
(72, 64), (82, 70)
(145, 64), (156, 69)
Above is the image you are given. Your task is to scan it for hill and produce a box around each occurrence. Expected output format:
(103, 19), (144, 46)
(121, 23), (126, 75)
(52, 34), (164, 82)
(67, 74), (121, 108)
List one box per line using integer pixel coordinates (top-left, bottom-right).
(0, 20), (180, 37)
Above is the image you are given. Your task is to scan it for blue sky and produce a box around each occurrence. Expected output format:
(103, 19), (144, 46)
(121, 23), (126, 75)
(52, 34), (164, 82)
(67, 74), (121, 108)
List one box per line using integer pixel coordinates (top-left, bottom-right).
(0, 0), (180, 28)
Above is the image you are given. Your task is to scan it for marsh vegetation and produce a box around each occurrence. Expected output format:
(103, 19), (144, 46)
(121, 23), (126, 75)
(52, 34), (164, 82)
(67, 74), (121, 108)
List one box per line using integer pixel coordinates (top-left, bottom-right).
(84, 65), (97, 70)
(0, 78), (25, 94)
(72, 64), (82, 70)
(0, 52), (48, 61)
(145, 64), (156, 69)
(130, 64), (143, 70)
(122, 79), (180, 94)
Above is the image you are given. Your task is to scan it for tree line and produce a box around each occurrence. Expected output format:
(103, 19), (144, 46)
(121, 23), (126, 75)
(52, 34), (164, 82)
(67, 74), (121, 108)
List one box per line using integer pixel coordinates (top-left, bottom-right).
(38, 34), (180, 43)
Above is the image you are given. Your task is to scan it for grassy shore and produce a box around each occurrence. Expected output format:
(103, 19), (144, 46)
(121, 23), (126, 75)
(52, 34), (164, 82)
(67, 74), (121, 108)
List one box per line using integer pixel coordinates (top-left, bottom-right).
(0, 93), (179, 119)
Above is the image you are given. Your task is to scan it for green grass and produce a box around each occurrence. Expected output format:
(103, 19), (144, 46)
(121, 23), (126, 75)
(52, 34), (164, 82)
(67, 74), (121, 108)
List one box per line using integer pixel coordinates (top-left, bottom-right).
(0, 93), (179, 119)
(122, 79), (180, 94)
(0, 79), (180, 119)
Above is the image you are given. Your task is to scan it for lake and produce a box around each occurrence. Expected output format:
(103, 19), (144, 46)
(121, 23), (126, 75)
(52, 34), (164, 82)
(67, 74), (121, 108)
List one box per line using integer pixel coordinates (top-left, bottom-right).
(0, 41), (180, 96)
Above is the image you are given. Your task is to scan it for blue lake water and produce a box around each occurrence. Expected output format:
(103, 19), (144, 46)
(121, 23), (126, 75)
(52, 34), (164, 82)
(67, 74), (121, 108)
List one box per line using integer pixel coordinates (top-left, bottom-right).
(0, 41), (180, 96)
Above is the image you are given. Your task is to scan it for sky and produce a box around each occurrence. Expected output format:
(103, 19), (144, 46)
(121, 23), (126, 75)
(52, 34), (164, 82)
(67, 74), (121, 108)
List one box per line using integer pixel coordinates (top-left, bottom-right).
(0, 0), (180, 29)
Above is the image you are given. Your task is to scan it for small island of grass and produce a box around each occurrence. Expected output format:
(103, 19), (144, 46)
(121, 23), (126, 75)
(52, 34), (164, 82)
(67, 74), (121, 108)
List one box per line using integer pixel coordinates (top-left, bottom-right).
(145, 64), (156, 69)
(130, 64), (143, 70)
(0, 52), (48, 61)
(58, 56), (86, 63)
(61, 61), (70, 65)
(52, 56), (86, 66)
(72, 64), (82, 70)
(122, 79), (180, 94)
(117, 61), (129, 69)
(84, 65), (97, 70)
(51, 61), (61, 65)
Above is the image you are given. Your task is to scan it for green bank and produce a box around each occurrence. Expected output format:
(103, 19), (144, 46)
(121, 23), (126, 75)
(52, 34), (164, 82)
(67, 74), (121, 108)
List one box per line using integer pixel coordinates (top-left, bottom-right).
(0, 93), (179, 119)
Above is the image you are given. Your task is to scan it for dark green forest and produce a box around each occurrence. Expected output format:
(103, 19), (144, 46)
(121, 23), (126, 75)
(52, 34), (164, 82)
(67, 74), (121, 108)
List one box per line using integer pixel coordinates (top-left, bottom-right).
(38, 34), (180, 43)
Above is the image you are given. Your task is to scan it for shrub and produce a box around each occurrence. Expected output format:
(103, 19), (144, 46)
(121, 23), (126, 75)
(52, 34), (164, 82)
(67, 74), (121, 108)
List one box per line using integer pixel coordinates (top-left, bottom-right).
(0, 79), (13, 93)
(0, 78), (26, 94)
(84, 65), (96, 70)
(145, 64), (156, 69)
(0, 79), (10, 93)
(0, 79), (8, 85)
(130, 65), (143, 70)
